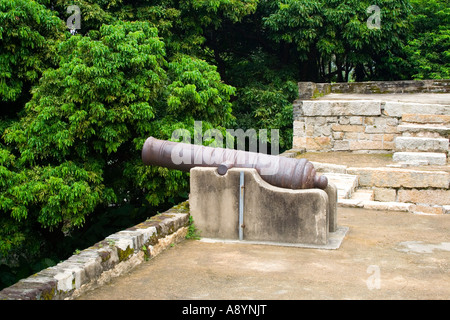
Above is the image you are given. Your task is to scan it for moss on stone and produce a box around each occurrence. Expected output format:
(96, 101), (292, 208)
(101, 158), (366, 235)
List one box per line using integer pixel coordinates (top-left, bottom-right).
(117, 246), (134, 262)
(142, 245), (151, 261)
(147, 232), (160, 246)
(172, 201), (190, 213)
(40, 287), (56, 300)
(311, 89), (325, 99)
(99, 250), (111, 262)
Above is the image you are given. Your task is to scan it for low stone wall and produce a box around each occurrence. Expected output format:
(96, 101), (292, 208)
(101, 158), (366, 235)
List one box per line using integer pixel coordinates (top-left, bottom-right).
(0, 204), (190, 300)
(298, 80), (450, 100)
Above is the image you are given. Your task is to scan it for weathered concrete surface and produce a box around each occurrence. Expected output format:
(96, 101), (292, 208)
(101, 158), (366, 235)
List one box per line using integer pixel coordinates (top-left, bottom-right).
(77, 207), (450, 300)
(189, 167), (335, 245)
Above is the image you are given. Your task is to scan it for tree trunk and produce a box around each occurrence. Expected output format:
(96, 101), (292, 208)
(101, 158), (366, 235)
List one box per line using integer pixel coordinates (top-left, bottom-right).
(336, 55), (344, 82)
(355, 64), (366, 82)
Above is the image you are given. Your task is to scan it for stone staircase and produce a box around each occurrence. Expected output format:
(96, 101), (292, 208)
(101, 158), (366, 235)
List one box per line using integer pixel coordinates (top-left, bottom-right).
(313, 161), (449, 215)
(393, 114), (450, 166)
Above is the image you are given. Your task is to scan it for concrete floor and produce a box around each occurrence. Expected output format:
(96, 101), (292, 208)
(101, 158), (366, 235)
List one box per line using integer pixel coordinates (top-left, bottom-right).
(77, 207), (450, 300)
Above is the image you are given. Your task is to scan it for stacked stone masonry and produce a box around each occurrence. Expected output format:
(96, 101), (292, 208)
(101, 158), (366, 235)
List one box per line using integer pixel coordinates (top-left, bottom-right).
(294, 81), (450, 156)
(294, 100), (403, 152)
(294, 100), (450, 153)
(393, 114), (450, 166)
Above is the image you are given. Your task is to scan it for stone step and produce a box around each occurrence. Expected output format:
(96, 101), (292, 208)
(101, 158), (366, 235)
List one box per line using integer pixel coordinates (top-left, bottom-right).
(393, 152), (447, 166)
(322, 173), (358, 199)
(346, 167), (450, 189)
(402, 113), (450, 125)
(398, 124), (450, 139)
(350, 189), (374, 202)
(384, 102), (450, 118)
(395, 136), (449, 153)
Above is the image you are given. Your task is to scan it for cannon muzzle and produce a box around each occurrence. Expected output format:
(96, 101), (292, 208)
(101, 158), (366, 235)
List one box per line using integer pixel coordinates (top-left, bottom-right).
(142, 137), (328, 190)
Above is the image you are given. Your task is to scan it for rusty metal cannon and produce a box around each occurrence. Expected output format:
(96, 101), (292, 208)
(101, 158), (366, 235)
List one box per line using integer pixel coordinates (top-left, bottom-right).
(142, 137), (328, 190)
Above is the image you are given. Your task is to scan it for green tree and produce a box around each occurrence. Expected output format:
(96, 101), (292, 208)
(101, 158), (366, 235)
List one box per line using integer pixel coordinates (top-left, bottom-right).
(1, 20), (234, 262)
(408, 0), (450, 79)
(263, 0), (412, 82)
(0, 0), (65, 107)
(203, 0), (414, 154)
(1, 0), (257, 288)
(224, 50), (298, 151)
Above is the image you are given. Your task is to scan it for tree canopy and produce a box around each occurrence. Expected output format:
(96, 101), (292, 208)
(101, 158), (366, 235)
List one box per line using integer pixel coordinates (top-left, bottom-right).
(0, 0), (448, 288)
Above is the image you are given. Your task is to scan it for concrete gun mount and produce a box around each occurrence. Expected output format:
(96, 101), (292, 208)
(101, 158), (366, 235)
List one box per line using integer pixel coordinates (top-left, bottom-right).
(189, 167), (346, 248)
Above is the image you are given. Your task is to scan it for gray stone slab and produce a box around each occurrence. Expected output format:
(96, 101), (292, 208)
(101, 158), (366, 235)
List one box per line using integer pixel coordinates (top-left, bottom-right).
(301, 100), (382, 116)
(325, 183), (338, 232)
(322, 172), (358, 199)
(384, 102), (450, 117)
(346, 167), (450, 188)
(393, 152), (447, 166)
(395, 136), (449, 153)
(398, 124), (450, 137)
(311, 161), (348, 173)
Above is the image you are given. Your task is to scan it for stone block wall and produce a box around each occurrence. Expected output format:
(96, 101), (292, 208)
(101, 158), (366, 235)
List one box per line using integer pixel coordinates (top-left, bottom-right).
(293, 80), (450, 153)
(293, 100), (400, 152)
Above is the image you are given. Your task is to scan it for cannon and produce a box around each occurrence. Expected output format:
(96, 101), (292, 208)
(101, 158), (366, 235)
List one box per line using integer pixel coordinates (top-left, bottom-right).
(142, 137), (328, 190)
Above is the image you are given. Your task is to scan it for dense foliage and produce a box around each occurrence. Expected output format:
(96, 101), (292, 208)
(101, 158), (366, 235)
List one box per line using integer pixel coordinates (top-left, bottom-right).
(0, 0), (448, 288)
(407, 0), (450, 79)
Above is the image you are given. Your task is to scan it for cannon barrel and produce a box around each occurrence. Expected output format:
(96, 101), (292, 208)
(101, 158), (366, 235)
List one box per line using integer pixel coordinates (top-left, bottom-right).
(142, 137), (328, 190)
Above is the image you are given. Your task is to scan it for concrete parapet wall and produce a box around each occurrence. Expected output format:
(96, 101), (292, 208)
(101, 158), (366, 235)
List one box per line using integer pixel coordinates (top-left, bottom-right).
(0, 206), (190, 300)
